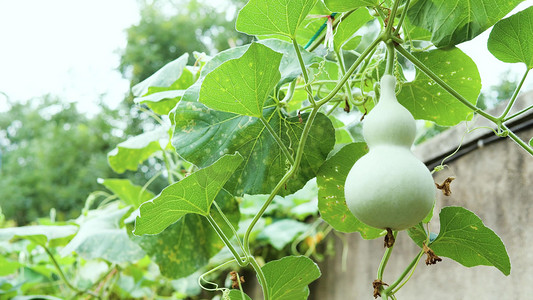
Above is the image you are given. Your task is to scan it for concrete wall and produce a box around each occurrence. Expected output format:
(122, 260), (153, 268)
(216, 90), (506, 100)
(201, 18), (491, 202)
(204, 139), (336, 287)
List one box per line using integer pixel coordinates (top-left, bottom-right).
(309, 94), (533, 299)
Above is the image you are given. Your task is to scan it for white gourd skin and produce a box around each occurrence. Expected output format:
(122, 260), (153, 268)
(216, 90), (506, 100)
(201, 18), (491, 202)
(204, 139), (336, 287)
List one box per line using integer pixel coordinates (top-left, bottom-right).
(344, 75), (435, 230)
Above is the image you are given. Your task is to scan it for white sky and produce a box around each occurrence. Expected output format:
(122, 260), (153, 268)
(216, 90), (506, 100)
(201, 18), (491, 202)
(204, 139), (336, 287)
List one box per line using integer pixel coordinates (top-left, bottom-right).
(0, 1), (532, 114)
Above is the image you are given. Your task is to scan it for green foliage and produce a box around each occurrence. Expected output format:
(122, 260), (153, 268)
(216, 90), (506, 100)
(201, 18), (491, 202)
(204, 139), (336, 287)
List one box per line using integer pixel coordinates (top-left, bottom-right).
(488, 5), (533, 69)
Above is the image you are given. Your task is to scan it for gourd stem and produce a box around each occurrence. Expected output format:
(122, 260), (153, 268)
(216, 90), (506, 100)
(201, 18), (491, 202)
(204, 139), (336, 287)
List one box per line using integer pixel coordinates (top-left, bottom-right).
(334, 47), (358, 107)
(377, 231), (398, 280)
(384, 250), (424, 295)
(206, 214), (248, 267)
(504, 104), (533, 122)
(292, 38), (315, 106)
(394, 44), (498, 123)
(385, 42), (395, 76)
(212, 201), (247, 257)
(498, 67), (530, 121)
(386, 0), (402, 36)
(249, 256), (270, 300)
(502, 124), (533, 156)
(394, 0), (410, 35)
(390, 250), (425, 294)
(318, 36), (383, 106)
(260, 116), (295, 165)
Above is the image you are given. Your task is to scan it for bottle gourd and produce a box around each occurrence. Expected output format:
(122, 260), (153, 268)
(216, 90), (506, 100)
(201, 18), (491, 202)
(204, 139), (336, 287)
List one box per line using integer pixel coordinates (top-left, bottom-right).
(344, 75), (435, 230)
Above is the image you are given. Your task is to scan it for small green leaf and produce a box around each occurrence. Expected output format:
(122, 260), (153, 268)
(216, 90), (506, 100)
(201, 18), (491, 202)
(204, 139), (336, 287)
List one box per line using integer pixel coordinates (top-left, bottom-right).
(0, 256), (22, 276)
(134, 190), (239, 278)
(317, 143), (384, 238)
(227, 290), (252, 300)
(488, 6), (533, 69)
(0, 225), (78, 247)
(261, 256), (321, 300)
(108, 127), (170, 173)
(529, 137), (532, 146)
(397, 47), (481, 126)
(323, 0), (377, 13)
(406, 222), (428, 247)
(407, 0), (525, 48)
(199, 43), (282, 117)
(61, 204), (145, 264)
(134, 153), (243, 235)
(101, 178), (155, 209)
(333, 9), (373, 52)
(132, 53), (189, 96)
(431, 206), (511, 276)
(257, 219), (311, 250)
(134, 90), (184, 115)
(236, 0), (318, 38)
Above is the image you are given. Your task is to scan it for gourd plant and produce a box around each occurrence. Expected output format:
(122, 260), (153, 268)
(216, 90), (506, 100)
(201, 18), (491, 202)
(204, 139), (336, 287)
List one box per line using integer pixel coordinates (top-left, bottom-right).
(4, 0), (532, 299)
(127, 0), (533, 298)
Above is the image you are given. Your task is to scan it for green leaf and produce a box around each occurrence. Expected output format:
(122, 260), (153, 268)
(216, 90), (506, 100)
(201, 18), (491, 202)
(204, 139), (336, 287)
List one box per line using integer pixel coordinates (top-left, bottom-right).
(132, 53), (189, 96)
(134, 190), (239, 278)
(134, 153), (243, 235)
(431, 206), (511, 276)
(397, 47), (481, 126)
(402, 16), (432, 41)
(0, 256), (22, 276)
(488, 6), (533, 69)
(323, 0), (377, 13)
(317, 143), (384, 238)
(172, 103), (335, 196)
(257, 219), (311, 250)
(227, 290), (252, 300)
(406, 222), (428, 247)
(199, 43), (282, 117)
(529, 137), (533, 147)
(0, 225), (78, 247)
(134, 90), (184, 115)
(101, 179), (155, 209)
(407, 0), (525, 48)
(60, 204), (145, 264)
(261, 256), (321, 300)
(108, 127), (170, 173)
(236, 0), (318, 38)
(333, 9), (373, 52)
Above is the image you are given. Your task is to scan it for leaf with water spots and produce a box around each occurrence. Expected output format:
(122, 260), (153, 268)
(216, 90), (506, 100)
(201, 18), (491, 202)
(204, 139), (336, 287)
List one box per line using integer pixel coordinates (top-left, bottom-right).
(317, 142), (384, 238)
(236, 0), (318, 38)
(397, 47), (481, 126)
(199, 43), (282, 118)
(261, 256), (321, 300)
(133, 153), (243, 236)
(172, 101), (335, 197)
(133, 190), (240, 279)
(425, 206), (511, 275)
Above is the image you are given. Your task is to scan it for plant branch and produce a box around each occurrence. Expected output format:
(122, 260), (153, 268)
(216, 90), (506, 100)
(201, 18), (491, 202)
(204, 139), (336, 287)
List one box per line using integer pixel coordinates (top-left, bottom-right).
(394, 44), (498, 123)
(377, 231), (398, 280)
(292, 38), (315, 106)
(502, 124), (533, 156)
(394, 0), (410, 34)
(206, 214), (248, 266)
(386, 0), (402, 36)
(334, 47), (359, 108)
(499, 67), (530, 121)
(249, 256), (269, 300)
(260, 116), (295, 165)
(385, 250), (424, 294)
(504, 104), (533, 122)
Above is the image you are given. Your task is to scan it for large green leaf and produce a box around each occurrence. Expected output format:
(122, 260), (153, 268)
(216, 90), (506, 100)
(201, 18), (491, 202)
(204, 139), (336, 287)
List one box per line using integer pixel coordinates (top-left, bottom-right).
(108, 126), (171, 173)
(323, 0), (378, 12)
(60, 204), (145, 264)
(0, 225), (77, 247)
(199, 43), (282, 117)
(132, 53), (189, 96)
(431, 207), (511, 275)
(488, 6), (533, 69)
(173, 102), (335, 197)
(317, 143), (384, 237)
(134, 190), (239, 278)
(397, 47), (481, 126)
(236, 0), (318, 38)
(133, 153), (243, 235)
(261, 256), (320, 300)
(101, 178), (155, 209)
(407, 0), (525, 48)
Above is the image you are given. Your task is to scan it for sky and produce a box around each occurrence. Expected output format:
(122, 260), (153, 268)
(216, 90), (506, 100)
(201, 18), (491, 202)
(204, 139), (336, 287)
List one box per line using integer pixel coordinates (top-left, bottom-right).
(0, 1), (532, 114)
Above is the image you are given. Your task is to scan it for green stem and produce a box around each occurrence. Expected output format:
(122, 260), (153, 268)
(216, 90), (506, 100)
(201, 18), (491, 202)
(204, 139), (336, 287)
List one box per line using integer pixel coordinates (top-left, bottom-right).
(394, 0), (410, 34)
(384, 250), (424, 294)
(43, 246), (98, 297)
(504, 105), (533, 122)
(394, 44), (498, 123)
(212, 201), (246, 255)
(386, 0), (402, 36)
(377, 231), (398, 280)
(318, 36), (383, 106)
(198, 259), (237, 291)
(260, 116), (295, 165)
(390, 250), (424, 294)
(385, 42), (395, 76)
(281, 80), (296, 103)
(502, 124), (533, 156)
(292, 38), (315, 106)
(162, 151), (175, 184)
(249, 256), (270, 300)
(498, 67), (530, 120)
(334, 47), (357, 108)
(206, 214), (248, 266)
